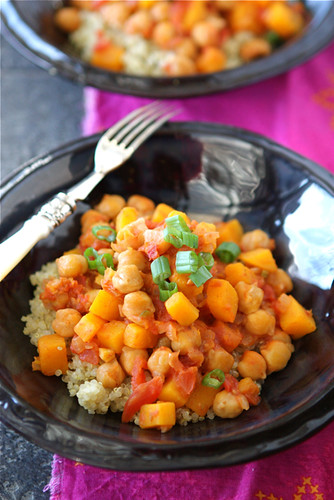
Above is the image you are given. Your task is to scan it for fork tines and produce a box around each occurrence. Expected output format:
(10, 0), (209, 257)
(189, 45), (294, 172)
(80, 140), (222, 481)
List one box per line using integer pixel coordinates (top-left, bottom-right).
(105, 101), (179, 152)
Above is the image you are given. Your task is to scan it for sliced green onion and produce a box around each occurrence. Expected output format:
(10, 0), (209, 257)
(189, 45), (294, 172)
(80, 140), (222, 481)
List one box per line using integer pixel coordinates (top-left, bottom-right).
(165, 214), (190, 233)
(265, 30), (284, 48)
(151, 256), (171, 284)
(189, 265), (212, 287)
(215, 241), (241, 263)
(198, 252), (214, 270)
(84, 247), (100, 269)
(175, 251), (198, 274)
(181, 231), (199, 249)
(84, 247), (114, 274)
(96, 253), (114, 274)
(92, 225), (116, 242)
(202, 369), (225, 389)
(163, 228), (183, 248)
(159, 280), (178, 302)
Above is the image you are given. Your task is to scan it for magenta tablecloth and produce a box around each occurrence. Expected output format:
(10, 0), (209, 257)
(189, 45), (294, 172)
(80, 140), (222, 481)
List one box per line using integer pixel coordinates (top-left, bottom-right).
(47, 41), (334, 500)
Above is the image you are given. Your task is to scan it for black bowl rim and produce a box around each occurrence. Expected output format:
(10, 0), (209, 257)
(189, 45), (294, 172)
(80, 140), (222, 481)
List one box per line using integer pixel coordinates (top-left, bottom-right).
(0, 121), (333, 470)
(1, 0), (334, 97)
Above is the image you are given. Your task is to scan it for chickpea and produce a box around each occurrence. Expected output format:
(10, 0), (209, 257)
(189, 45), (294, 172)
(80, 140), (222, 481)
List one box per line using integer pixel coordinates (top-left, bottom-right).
(235, 282), (264, 314)
(80, 209), (108, 234)
(100, 3), (131, 29)
(260, 340), (293, 374)
(175, 38), (198, 60)
(240, 229), (274, 252)
(124, 10), (154, 38)
(147, 347), (172, 377)
(171, 326), (201, 355)
(117, 248), (148, 271)
(94, 194), (126, 219)
(120, 346), (149, 376)
(54, 7), (81, 33)
(213, 390), (249, 419)
(56, 254), (88, 278)
(151, 1), (170, 22)
(96, 360), (125, 389)
(196, 47), (227, 74)
(272, 328), (294, 347)
(122, 291), (155, 324)
(267, 269), (293, 297)
(191, 21), (221, 48)
(240, 38), (271, 62)
(237, 350), (267, 380)
(163, 54), (197, 76)
(112, 265), (144, 294)
(152, 21), (176, 49)
(52, 308), (82, 337)
(205, 347), (234, 373)
(127, 195), (155, 216)
(244, 309), (276, 336)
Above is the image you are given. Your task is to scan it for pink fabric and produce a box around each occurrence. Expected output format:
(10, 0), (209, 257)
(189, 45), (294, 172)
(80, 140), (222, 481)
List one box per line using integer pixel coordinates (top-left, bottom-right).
(48, 41), (334, 499)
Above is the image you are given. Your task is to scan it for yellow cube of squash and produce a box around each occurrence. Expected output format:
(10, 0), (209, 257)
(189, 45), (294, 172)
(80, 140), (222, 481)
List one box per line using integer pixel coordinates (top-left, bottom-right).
(38, 334), (68, 376)
(240, 248), (278, 273)
(97, 320), (126, 353)
(89, 289), (122, 321)
(139, 402), (176, 430)
(151, 203), (174, 223)
(165, 292), (199, 326)
(115, 206), (138, 232)
(186, 377), (220, 417)
(159, 377), (189, 408)
(276, 294), (316, 339)
(123, 323), (157, 349)
(74, 312), (106, 342)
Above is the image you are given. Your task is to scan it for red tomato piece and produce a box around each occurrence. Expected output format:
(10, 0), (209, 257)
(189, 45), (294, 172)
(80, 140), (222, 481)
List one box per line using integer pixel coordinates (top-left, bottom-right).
(122, 376), (164, 423)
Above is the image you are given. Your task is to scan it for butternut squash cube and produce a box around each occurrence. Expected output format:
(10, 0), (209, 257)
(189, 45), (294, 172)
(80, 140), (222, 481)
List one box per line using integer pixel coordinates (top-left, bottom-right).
(89, 289), (121, 321)
(152, 203), (174, 223)
(139, 402), (176, 430)
(186, 378), (219, 417)
(165, 291), (199, 326)
(74, 312), (106, 342)
(159, 377), (189, 408)
(206, 279), (238, 322)
(240, 248), (278, 272)
(115, 206), (138, 232)
(276, 294), (316, 339)
(97, 320), (126, 353)
(38, 334), (68, 376)
(123, 323), (157, 349)
(216, 219), (244, 245)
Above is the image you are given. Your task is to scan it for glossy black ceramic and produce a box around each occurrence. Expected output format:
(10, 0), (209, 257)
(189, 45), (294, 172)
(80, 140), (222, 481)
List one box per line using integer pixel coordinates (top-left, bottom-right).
(0, 123), (333, 470)
(1, 0), (334, 97)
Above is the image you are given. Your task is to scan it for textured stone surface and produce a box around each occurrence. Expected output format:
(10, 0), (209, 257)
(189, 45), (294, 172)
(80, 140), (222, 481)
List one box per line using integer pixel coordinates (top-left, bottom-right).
(1, 35), (84, 499)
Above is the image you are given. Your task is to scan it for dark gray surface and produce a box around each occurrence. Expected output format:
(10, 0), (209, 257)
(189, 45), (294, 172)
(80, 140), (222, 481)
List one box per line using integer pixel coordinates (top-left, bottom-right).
(1, 35), (84, 499)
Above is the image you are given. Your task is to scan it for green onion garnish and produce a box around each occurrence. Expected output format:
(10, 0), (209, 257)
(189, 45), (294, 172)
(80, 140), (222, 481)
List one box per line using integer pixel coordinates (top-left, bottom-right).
(163, 228), (183, 248)
(265, 30), (284, 48)
(189, 265), (212, 287)
(215, 241), (241, 263)
(198, 252), (214, 270)
(202, 369), (225, 389)
(84, 247), (114, 274)
(165, 214), (190, 233)
(151, 256), (171, 284)
(175, 251), (199, 274)
(96, 253), (114, 274)
(92, 225), (116, 242)
(181, 231), (199, 249)
(158, 280), (178, 301)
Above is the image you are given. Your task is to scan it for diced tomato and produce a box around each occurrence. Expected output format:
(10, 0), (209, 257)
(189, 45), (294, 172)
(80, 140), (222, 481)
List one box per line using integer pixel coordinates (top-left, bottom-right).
(40, 277), (91, 314)
(223, 374), (239, 393)
(212, 321), (242, 353)
(262, 283), (277, 302)
(70, 335), (100, 365)
(169, 352), (198, 396)
(131, 357), (147, 391)
(122, 376), (164, 423)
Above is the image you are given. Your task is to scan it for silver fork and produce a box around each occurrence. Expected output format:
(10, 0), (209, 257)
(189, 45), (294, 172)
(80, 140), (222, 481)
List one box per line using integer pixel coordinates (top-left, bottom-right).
(0, 101), (178, 281)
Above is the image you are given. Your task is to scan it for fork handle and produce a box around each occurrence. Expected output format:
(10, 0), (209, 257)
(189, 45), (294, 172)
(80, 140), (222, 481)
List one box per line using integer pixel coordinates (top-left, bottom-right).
(0, 193), (76, 282)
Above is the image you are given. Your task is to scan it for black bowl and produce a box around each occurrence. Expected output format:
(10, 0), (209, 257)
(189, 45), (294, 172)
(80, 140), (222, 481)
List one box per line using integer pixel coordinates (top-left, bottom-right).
(0, 122), (333, 470)
(1, 0), (334, 98)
